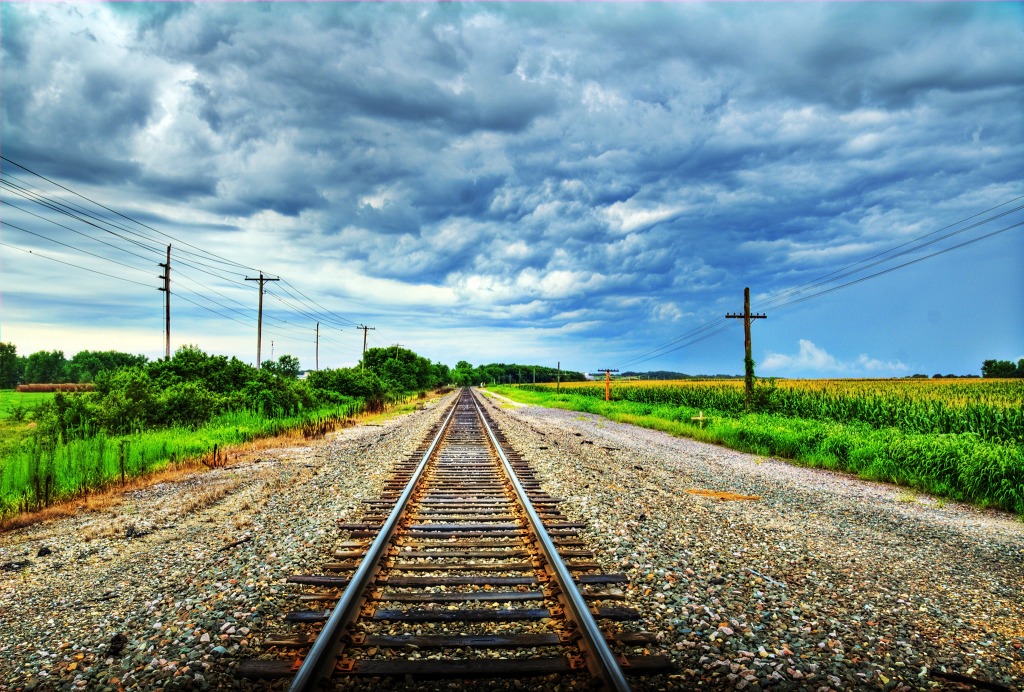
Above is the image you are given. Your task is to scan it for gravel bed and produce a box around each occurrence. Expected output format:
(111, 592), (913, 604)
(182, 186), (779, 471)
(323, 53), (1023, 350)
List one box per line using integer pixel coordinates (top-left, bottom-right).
(0, 393), (456, 692)
(2, 389), (1020, 691)
(477, 391), (1024, 691)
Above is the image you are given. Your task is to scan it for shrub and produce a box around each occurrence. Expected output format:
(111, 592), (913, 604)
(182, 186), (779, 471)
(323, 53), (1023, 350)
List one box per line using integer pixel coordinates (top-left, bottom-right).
(162, 381), (222, 429)
(94, 367), (162, 435)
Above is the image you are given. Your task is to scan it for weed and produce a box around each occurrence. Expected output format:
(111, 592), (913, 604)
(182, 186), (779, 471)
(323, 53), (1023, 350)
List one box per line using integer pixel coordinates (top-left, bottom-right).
(895, 490), (919, 503)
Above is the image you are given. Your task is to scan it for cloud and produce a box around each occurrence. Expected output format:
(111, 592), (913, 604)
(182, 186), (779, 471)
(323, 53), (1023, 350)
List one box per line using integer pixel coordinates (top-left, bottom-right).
(2, 3), (1021, 373)
(762, 340), (908, 376)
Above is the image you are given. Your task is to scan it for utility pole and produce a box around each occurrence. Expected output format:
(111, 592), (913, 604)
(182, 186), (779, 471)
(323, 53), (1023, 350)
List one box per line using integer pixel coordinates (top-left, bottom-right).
(557, 361), (561, 392)
(593, 369), (619, 401)
(157, 245), (170, 359)
(357, 325), (375, 368)
(726, 287), (767, 408)
(533, 368), (536, 384)
(245, 272), (279, 368)
(315, 322), (319, 371)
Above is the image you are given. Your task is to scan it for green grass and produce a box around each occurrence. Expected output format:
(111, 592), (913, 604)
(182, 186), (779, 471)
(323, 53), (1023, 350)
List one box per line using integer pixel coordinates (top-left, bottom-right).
(0, 390), (54, 418)
(0, 390), (55, 464)
(0, 402), (363, 522)
(491, 386), (1024, 517)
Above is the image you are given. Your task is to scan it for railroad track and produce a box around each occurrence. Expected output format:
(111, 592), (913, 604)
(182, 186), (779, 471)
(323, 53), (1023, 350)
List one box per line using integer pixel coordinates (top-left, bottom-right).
(239, 388), (671, 689)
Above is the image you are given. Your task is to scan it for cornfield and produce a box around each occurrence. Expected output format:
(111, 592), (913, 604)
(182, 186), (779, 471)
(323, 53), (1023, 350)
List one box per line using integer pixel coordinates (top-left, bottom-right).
(500, 379), (1024, 515)
(522, 379), (1024, 444)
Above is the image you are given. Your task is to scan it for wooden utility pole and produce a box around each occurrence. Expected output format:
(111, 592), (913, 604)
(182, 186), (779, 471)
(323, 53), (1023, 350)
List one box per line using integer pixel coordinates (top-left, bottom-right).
(157, 245), (171, 359)
(357, 325), (375, 369)
(726, 287), (767, 408)
(593, 369), (619, 401)
(245, 272), (279, 368)
(315, 322), (319, 371)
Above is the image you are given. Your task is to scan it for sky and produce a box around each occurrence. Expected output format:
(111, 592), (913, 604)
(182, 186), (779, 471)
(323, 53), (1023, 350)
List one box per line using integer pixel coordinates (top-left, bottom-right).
(1, 2), (1022, 378)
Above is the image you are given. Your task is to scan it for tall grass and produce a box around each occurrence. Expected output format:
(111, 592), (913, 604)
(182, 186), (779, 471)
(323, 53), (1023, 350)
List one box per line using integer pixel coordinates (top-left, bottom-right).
(0, 402), (363, 522)
(494, 386), (1024, 517)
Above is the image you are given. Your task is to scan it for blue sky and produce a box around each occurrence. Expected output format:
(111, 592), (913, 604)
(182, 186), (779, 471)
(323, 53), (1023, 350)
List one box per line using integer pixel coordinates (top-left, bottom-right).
(1, 2), (1022, 377)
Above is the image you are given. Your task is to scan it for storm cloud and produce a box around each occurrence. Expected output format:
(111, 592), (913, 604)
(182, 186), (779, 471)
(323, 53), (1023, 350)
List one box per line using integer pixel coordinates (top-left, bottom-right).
(2, 2), (1022, 375)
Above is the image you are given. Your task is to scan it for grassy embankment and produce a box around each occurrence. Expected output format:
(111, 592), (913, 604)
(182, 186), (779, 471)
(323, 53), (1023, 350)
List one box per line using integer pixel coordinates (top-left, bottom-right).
(491, 380), (1024, 517)
(0, 389), (430, 525)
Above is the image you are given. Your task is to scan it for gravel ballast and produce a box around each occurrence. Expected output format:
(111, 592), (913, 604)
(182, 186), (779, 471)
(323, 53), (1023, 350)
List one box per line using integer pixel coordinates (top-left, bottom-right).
(1, 389), (1021, 691)
(0, 395), (456, 691)
(477, 392), (1023, 691)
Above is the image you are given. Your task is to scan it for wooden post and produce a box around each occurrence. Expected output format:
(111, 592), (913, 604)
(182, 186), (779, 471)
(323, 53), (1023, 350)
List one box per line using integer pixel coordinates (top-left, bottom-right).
(158, 245), (171, 359)
(726, 287), (767, 408)
(245, 273), (280, 368)
(593, 369), (619, 401)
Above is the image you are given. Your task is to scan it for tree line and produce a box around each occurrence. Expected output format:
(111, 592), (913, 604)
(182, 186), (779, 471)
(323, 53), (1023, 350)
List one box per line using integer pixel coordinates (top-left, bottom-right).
(448, 361), (586, 387)
(2, 342), (456, 438)
(1, 341), (590, 443)
(980, 359), (1024, 379)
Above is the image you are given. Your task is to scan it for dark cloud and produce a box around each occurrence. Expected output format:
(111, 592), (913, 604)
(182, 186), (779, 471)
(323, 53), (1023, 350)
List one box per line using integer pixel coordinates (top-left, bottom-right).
(2, 2), (1021, 374)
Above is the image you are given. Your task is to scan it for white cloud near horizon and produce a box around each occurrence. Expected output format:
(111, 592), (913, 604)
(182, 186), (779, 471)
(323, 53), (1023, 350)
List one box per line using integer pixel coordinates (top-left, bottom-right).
(762, 339), (908, 377)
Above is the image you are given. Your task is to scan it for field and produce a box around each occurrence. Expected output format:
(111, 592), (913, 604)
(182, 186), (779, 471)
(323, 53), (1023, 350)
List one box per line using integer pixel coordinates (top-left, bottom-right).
(0, 391), (364, 524)
(493, 379), (1024, 516)
(0, 389), (54, 418)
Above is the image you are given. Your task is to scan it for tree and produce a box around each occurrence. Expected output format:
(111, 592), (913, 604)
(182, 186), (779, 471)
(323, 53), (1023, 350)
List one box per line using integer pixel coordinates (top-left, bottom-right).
(65, 350), (148, 383)
(981, 359), (1021, 378)
(22, 350), (67, 384)
(148, 345), (254, 393)
(0, 342), (22, 388)
(262, 354), (301, 379)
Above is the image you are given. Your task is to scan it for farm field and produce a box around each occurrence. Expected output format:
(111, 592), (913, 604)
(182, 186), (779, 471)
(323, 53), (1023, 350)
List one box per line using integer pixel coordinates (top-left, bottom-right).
(492, 378), (1024, 517)
(0, 389), (54, 418)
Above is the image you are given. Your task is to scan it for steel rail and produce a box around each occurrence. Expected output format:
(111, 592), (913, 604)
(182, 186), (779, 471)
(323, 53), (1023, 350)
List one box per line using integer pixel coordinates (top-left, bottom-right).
(471, 390), (632, 692)
(289, 391), (463, 692)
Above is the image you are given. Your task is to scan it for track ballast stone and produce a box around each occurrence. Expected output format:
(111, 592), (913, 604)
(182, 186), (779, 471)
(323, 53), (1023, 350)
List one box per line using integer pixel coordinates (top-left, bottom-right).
(2, 389), (1021, 691)
(477, 392), (1024, 691)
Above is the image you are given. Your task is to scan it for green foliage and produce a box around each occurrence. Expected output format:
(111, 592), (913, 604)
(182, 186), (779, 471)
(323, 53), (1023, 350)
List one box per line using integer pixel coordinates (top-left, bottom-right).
(65, 350), (148, 383)
(362, 346), (446, 392)
(243, 369), (309, 417)
(0, 343), (22, 388)
(261, 354), (301, 379)
(461, 362), (585, 386)
(161, 381), (222, 429)
(22, 350), (67, 384)
(0, 340), (451, 522)
(982, 359), (1024, 378)
(306, 367), (388, 408)
(0, 402), (364, 520)
(92, 367), (162, 435)
(147, 344), (254, 393)
(519, 379), (1024, 444)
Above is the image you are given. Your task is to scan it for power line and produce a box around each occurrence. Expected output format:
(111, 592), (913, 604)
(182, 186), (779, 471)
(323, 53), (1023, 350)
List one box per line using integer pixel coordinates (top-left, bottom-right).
(613, 195), (1024, 370)
(2, 156), (262, 273)
(0, 198), (161, 266)
(3, 221), (155, 277)
(769, 219), (1024, 311)
(0, 241), (155, 289)
(758, 201), (1024, 311)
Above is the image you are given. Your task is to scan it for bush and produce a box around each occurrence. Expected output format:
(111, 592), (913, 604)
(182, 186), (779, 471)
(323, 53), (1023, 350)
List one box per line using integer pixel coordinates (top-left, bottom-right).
(162, 381), (223, 429)
(243, 370), (311, 417)
(94, 367), (162, 435)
